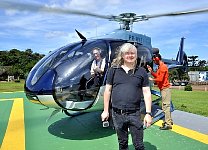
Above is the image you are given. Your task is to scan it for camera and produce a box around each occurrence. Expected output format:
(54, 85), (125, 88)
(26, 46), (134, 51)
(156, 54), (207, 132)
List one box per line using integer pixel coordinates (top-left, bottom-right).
(102, 121), (109, 128)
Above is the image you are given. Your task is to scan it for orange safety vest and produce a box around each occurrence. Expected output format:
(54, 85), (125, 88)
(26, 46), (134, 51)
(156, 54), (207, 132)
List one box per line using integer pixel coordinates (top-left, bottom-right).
(151, 62), (170, 90)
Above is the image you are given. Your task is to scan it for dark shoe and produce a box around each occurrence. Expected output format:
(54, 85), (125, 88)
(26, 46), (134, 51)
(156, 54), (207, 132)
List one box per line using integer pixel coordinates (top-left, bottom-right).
(162, 122), (173, 126)
(159, 125), (172, 130)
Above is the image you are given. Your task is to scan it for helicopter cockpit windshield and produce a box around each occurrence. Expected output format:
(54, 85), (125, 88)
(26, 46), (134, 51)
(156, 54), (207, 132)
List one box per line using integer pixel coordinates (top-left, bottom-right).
(53, 40), (108, 110)
(24, 40), (109, 111)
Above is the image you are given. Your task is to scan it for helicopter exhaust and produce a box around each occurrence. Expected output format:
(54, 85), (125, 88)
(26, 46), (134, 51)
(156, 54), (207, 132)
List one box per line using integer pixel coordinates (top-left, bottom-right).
(152, 47), (159, 55)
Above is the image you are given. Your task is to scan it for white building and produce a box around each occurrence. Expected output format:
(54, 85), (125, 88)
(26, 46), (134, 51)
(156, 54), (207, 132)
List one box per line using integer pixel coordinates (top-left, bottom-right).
(188, 71), (208, 82)
(188, 71), (199, 82)
(199, 71), (208, 82)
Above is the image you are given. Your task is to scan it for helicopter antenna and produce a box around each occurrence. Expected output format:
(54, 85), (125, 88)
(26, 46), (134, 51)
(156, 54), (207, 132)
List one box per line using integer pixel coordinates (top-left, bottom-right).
(75, 29), (87, 41)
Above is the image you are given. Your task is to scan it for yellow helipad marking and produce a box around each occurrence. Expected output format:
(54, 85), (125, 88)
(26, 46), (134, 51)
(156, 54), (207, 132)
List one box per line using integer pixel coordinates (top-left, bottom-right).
(154, 120), (208, 144)
(0, 99), (13, 101)
(2, 91), (24, 93)
(0, 98), (22, 101)
(0, 98), (25, 150)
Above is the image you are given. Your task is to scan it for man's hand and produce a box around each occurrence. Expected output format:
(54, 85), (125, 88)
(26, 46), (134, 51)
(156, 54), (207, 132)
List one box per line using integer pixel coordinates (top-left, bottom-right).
(143, 114), (152, 128)
(101, 111), (109, 121)
(149, 77), (154, 81)
(147, 65), (152, 72)
(93, 66), (101, 73)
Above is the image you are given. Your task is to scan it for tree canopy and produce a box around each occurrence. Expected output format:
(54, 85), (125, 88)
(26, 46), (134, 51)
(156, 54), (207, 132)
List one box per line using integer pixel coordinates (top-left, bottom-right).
(0, 49), (44, 80)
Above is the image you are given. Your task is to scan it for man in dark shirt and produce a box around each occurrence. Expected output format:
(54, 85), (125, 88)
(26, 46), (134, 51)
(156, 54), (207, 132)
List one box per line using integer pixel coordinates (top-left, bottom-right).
(101, 43), (152, 150)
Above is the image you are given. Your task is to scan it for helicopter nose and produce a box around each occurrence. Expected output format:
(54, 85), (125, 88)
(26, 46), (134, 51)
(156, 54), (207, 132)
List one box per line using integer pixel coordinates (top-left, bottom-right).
(25, 69), (57, 107)
(25, 61), (99, 110)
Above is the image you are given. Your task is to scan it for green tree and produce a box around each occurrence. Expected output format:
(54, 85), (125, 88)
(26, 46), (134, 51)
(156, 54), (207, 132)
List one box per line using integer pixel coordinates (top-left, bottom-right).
(188, 56), (198, 66)
(0, 49), (44, 80)
(198, 60), (206, 67)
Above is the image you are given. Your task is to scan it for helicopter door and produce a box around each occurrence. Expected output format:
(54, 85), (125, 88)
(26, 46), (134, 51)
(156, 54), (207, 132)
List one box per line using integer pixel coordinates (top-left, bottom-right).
(54, 41), (108, 111)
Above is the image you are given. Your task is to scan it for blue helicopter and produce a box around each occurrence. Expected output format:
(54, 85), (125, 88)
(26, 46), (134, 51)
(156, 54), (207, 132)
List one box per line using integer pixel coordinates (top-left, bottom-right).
(1, 1), (206, 122)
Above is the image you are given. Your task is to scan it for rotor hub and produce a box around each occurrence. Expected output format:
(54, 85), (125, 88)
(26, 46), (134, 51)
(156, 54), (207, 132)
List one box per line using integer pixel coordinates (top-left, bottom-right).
(111, 13), (138, 30)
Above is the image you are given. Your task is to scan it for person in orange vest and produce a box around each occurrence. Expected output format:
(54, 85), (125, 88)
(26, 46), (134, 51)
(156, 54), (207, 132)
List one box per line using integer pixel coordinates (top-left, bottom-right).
(147, 53), (173, 130)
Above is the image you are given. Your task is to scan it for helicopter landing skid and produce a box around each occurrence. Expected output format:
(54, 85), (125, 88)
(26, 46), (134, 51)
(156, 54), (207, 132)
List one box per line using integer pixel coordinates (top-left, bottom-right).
(63, 110), (85, 117)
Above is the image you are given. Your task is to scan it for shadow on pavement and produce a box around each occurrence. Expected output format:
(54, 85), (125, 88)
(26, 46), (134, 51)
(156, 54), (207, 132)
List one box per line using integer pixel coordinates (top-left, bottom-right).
(48, 111), (115, 140)
(129, 142), (157, 150)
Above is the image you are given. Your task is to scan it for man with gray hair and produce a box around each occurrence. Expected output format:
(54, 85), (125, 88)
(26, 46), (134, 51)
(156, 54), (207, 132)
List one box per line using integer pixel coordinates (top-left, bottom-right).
(101, 43), (152, 150)
(90, 47), (106, 86)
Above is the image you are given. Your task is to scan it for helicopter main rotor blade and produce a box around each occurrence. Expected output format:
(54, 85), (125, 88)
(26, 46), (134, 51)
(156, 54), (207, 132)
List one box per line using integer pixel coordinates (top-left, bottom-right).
(139, 8), (208, 20)
(0, 0), (112, 19)
(1, 1), (208, 25)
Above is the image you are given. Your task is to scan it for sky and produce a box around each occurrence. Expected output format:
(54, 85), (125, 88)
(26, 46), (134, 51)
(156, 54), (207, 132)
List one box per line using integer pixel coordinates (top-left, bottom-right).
(0, 0), (208, 60)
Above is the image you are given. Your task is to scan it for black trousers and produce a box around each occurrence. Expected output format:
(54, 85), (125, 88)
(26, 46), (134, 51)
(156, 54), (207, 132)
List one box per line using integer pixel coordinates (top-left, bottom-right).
(112, 110), (144, 150)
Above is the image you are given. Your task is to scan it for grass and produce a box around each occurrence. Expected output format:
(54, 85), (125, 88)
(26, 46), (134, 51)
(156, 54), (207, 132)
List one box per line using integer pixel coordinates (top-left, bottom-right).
(171, 89), (208, 117)
(152, 87), (208, 117)
(0, 80), (25, 92)
(0, 81), (208, 117)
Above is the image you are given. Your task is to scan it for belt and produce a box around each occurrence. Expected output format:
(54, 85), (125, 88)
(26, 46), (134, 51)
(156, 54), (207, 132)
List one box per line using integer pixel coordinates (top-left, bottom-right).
(112, 107), (138, 115)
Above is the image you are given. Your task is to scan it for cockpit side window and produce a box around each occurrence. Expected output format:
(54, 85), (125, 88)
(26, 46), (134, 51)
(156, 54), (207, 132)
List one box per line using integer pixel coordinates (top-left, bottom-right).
(109, 41), (126, 63)
(137, 45), (152, 67)
(108, 42), (152, 71)
(108, 42), (152, 68)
